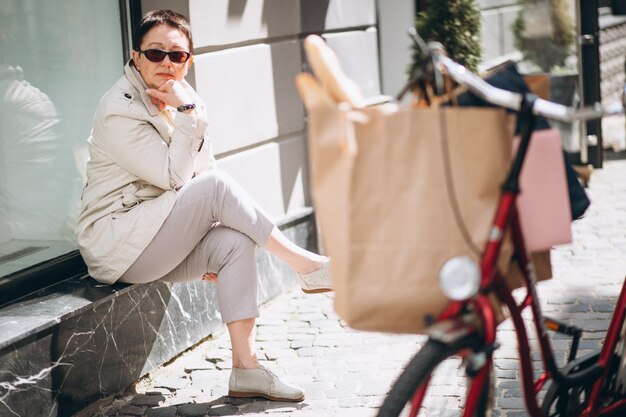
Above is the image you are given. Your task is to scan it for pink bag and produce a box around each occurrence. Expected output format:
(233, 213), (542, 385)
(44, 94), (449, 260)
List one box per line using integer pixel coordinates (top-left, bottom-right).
(515, 128), (572, 252)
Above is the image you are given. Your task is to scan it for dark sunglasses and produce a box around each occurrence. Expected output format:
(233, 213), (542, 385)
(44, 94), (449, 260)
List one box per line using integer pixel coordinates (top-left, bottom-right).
(139, 49), (191, 63)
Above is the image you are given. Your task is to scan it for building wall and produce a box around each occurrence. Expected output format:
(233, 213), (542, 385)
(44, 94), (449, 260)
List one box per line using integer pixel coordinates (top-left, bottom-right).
(376, 0), (415, 98)
(141, 0), (380, 223)
(478, 0), (524, 68)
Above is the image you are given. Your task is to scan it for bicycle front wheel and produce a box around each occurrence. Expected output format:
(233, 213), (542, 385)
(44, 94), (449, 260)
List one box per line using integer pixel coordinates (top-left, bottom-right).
(376, 336), (492, 417)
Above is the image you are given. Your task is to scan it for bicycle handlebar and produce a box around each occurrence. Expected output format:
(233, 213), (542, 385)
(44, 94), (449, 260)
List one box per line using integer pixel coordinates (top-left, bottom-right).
(436, 54), (624, 123)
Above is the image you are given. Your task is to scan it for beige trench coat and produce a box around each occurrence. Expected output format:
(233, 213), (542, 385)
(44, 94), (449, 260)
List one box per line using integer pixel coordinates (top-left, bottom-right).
(75, 61), (216, 284)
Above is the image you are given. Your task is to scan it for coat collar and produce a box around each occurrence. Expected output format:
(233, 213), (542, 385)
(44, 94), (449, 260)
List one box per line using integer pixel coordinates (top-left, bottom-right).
(124, 60), (161, 117)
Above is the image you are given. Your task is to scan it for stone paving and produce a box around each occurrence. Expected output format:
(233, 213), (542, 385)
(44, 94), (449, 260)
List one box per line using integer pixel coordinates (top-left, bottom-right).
(76, 159), (626, 417)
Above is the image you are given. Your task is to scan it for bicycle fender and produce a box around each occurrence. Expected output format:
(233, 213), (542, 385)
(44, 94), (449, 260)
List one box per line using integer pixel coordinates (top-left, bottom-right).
(426, 318), (479, 346)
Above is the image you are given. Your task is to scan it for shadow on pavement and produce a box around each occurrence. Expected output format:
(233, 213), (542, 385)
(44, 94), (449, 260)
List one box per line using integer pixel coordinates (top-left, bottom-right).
(116, 395), (310, 416)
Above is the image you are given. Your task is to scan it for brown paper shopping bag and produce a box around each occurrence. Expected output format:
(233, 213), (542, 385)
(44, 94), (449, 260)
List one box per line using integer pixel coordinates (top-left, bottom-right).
(305, 91), (514, 334)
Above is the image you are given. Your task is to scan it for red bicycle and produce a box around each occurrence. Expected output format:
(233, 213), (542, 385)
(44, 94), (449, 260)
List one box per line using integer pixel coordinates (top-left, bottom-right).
(376, 36), (626, 417)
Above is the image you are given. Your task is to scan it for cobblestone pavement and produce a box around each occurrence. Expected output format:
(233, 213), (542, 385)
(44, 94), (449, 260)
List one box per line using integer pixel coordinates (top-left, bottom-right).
(77, 159), (626, 417)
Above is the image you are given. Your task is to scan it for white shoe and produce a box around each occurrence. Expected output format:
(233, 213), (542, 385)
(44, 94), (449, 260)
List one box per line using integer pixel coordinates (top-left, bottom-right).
(297, 258), (333, 294)
(228, 365), (305, 402)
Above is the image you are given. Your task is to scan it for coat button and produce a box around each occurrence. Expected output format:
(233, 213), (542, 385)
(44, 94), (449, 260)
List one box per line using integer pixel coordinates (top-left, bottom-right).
(124, 93), (132, 99)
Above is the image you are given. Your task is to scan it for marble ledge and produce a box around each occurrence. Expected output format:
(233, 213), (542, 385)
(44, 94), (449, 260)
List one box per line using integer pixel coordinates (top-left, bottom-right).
(0, 278), (130, 350)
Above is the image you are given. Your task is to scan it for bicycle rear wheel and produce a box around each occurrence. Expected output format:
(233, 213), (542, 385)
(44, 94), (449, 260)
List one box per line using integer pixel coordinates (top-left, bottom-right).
(376, 336), (492, 417)
(541, 351), (626, 417)
(540, 352), (600, 416)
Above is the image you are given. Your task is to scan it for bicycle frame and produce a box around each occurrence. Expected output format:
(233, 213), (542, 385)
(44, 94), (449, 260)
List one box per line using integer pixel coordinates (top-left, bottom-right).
(488, 184), (626, 417)
(407, 96), (626, 417)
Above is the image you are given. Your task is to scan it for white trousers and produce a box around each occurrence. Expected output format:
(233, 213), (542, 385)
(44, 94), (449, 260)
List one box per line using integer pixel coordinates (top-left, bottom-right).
(119, 170), (275, 323)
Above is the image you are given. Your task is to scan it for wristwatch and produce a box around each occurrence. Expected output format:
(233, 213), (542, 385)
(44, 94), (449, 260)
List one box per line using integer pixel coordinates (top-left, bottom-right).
(176, 103), (196, 112)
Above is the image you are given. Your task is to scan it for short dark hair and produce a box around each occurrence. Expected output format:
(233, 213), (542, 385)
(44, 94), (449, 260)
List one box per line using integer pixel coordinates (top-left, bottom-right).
(134, 9), (193, 52)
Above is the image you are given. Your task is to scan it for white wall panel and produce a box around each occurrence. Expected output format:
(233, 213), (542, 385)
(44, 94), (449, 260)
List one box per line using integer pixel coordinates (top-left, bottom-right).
(481, 10), (501, 63)
(190, 0), (300, 48)
(140, 0), (189, 18)
(194, 41), (304, 154)
(478, 0), (520, 9)
(323, 30), (381, 98)
(216, 136), (310, 218)
(301, 0), (376, 32)
(502, 6), (522, 57)
(377, 0), (415, 97)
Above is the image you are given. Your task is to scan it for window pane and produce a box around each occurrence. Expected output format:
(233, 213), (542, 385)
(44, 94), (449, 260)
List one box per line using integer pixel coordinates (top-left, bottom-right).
(0, 0), (123, 276)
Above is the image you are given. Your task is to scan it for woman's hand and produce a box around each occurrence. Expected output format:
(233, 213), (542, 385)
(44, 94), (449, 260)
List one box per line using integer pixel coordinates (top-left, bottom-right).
(146, 80), (194, 111)
(203, 272), (218, 282)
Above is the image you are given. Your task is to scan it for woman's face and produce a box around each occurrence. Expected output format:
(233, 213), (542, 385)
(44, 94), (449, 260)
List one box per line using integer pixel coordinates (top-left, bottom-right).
(132, 24), (193, 90)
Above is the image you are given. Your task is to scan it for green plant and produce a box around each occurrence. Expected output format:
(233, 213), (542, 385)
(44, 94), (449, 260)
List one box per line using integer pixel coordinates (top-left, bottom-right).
(410, 0), (482, 74)
(513, 0), (575, 72)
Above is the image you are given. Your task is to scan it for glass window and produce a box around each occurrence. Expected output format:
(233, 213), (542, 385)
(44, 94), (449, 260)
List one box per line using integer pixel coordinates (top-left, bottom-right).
(0, 0), (123, 277)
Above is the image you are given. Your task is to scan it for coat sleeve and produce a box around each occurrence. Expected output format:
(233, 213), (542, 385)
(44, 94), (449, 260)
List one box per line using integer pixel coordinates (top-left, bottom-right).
(194, 139), (218, 173)
(182, 89), (217, 174)
(99, 110), (208, 190)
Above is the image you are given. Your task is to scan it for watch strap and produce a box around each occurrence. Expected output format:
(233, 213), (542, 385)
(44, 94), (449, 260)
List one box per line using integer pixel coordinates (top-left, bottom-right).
(176, 103), (196, 112)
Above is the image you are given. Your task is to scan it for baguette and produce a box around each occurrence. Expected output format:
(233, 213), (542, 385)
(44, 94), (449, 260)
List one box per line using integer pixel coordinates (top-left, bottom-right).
(303, 35), (365, 107)
(295, 72), (335, 111)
